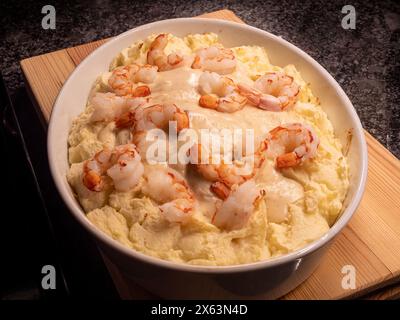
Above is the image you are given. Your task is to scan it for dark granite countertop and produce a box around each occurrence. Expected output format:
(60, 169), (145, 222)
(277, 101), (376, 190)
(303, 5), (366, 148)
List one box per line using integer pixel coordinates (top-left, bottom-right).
(1, 0), (399, 157)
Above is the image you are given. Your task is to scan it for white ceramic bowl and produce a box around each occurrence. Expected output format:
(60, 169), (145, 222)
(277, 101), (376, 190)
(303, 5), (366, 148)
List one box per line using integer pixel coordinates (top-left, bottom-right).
(48, 18), (368, 299)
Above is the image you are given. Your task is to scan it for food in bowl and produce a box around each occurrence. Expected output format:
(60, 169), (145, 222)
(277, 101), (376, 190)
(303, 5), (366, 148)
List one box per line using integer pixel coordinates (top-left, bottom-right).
(66, 32), (349, 266)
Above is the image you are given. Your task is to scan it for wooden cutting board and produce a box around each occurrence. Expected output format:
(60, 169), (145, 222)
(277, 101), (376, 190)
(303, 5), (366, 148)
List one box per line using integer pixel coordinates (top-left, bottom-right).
(20, 9), (400, 300)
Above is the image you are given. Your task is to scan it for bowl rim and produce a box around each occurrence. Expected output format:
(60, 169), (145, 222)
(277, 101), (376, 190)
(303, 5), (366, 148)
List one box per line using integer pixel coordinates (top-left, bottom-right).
(48, 17), (368, 274)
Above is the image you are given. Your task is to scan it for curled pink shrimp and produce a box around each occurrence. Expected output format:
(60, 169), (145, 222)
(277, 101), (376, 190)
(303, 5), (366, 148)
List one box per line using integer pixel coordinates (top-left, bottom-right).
(143, 165), (195, 223)
(238, 71), (300, 111)
(197, 71), (247, 113)
(212, 180), (264, 230)
(190, 143), (265, 200)
(108, 63), (157, 97)
(82, 144), (144, 192)
(115, 103), (189, 132)
(191, 46), (236, 75)
(147, 34), (189, 71)
(264, 123), (319, 168)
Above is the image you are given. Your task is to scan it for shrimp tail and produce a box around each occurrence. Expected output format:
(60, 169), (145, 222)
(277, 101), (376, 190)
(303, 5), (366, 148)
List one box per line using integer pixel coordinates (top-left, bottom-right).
(210, 181), (231, 200)
(199, 94), (219, 110)
(133, 85), (151, 97)
(115, 111), (135, 128)
(82, 169), (103, 192)
(276, 152), (301, 168)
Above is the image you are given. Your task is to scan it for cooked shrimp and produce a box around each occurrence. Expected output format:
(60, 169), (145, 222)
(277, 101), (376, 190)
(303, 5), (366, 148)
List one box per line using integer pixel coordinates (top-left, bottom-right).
(209, 181), (231, 200)
(147, 34), (190, 71)
(212, 180), (263, 230)
(131, 129), (169, 161)
(135, 103), (189, 132)
(191, 143), (265, 199)
(238, 71), (300, 111)
(108, 63), (157, 96)
(82, 144), (144, 192)
(264, 123), (319, 168)
(90, 92), (147, 122)
(82, 148), (112, 192)
(191, 46), (236, 75)
(198, 71), (247, 113)
(116, 103), (189, 133)
(115, 104), (189, 162)
(143, 165), (195, 223)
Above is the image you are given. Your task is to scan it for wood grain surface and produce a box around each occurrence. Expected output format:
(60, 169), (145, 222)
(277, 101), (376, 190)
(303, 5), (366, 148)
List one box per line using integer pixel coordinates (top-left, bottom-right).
(20, 9), (400, 300)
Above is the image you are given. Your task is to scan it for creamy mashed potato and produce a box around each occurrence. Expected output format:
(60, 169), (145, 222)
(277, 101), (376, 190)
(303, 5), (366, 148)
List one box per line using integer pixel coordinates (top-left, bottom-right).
(67, 33), (349, 265)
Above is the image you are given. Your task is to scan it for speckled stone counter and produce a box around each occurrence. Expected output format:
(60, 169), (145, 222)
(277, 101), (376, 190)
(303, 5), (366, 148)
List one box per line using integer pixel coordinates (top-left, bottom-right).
(1, 0), (399, 157)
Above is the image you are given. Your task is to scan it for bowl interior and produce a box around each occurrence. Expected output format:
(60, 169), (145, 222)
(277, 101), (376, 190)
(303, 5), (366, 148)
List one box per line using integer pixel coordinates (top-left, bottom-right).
(48, 18), (367, 271)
